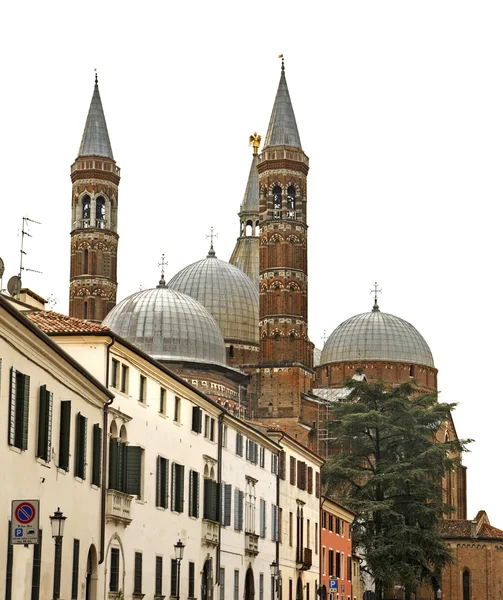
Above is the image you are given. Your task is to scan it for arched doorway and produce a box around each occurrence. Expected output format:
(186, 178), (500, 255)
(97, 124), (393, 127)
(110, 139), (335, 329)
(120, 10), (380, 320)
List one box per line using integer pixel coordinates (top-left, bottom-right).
(201, 559), (211, 600)
(296, 577), (303, 600)
(85, 545), (98, 600)
(245, 567), (255, 600)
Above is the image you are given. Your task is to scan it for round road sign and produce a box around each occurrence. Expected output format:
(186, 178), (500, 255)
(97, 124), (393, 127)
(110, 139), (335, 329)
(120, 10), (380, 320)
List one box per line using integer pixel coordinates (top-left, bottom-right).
(15, 502), (36, 524)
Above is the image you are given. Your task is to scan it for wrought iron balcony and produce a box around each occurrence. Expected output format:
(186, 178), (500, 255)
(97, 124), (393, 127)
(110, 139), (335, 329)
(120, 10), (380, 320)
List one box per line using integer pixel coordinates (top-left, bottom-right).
(106, 490), (133, 526)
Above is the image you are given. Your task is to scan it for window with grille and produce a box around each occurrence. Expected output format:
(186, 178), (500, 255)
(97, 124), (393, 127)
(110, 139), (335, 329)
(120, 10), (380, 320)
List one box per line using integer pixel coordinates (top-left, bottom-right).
(109, 548), (119, 592)
(155, 556), (163, 595)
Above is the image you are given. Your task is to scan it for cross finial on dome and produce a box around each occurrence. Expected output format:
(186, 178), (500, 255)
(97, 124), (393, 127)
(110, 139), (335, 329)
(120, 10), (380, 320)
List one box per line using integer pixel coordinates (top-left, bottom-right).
(279, 54), (285, 72)
(206, 226), (218, 257)
(371, 281), (382, 312)
(321, 329), (327, 347)
(157, 253), (168, 287)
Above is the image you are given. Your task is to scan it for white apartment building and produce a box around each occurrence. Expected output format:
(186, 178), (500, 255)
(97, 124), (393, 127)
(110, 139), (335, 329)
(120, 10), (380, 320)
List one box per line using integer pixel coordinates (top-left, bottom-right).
(268, 430), (323, 600)
(0, 295), (113, 600)
(219, 415), (280, 600)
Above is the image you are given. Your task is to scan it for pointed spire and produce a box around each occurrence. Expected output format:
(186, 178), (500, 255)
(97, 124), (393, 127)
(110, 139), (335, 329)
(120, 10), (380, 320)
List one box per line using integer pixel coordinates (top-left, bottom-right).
(78, 73), (114, 159)
(241, 151), (259, 213)
(263, 57), (302, 149)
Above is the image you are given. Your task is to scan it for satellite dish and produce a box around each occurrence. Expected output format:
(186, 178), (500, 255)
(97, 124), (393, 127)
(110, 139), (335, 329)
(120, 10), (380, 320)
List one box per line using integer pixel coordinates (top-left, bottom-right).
(0, 258), (4, 278)
(7, 275), (22, 297)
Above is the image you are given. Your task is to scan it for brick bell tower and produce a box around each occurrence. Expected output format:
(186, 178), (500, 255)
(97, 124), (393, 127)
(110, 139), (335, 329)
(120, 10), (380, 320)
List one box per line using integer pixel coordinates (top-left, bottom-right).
(69, 74), (120, 321)
(254, 59), (314, 420)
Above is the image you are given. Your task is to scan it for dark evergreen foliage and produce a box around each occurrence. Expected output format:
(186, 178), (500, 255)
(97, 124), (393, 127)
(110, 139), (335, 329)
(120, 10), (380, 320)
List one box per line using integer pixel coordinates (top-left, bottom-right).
(322, 378), (471, 599)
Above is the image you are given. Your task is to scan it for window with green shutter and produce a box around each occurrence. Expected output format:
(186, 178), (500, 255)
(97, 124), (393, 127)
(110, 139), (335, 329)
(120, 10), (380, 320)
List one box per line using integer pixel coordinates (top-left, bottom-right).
(134, 552), (142, 594)
(155, 556), (163, 596)
(234, 489), (244, 531)
(156, 456), (169, 508)
(75, 413), (88, 479)
(189, 470), (200, 518)
(71, 539), (80, 599)
(192, 406), (202, 433)
(222, 483), (232, 526)
(92, 424), (102, 487)
(108, 439), (142, 497)
(8, 368), (30, 450)
(171, 463), (185, 513)
(188, 562), (195, 598)
(170, 559), (178, 597)
(125, 445), (142, 497)
(109, 548), (119, 592)
(203, 478), (219, 522)
(37, 385), (53, 462)
(58, 401), (71, 471)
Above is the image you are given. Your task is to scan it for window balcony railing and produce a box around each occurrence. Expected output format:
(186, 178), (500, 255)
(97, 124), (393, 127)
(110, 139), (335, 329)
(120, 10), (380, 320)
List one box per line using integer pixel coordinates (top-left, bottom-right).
(106, 490), (133, 526)
(245, 532), (259, 556)
(202, 519), (219, 546)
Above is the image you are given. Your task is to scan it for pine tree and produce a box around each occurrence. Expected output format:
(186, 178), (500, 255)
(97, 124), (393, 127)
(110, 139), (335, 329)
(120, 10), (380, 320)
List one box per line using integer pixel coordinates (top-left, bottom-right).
(323, 377), (471, 599)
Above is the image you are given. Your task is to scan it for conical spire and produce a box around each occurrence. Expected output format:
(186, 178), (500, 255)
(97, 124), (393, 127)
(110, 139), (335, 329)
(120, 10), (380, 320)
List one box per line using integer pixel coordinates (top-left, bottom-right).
(78, 74), (114, 159)
(263, 61), (302, 149)
(240, 153), (259, 213)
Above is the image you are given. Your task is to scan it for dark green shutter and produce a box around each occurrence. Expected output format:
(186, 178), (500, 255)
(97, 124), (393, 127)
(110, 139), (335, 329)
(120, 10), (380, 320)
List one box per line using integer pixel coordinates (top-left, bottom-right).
(156, 456), (162, 506)
(177, 464), (185, 512)
(19, 373), (30, 450)
(92, 424), (102, 487)
(192, 406), (202, 433)
(71, 539), (80, 599)
(37, 386), (48, 459)
(75, 413), (87, 479)
(59, 401), (71, 471)
(224, 484), (232, 526)
(125, 445), (142, 496)
(170, 559), (177, 597)
(203, 478), (212, 519)
(30, 529), (42, 600)
(188, 562), (195, 598)
(108, 438), (119, 490)
(8, 367), (17, 446)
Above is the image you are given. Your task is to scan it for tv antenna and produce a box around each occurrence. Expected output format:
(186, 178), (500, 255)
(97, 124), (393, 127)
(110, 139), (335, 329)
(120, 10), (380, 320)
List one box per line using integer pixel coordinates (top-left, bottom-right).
(19, 216), (43, 280)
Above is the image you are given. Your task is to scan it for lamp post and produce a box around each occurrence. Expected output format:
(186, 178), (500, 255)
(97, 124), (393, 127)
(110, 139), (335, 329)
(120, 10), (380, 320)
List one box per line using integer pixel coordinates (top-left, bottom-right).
(174, 539), (185, 600)
(50, 508), (67, 600)
(270, 561), (279, 599)
(436, 588), (442, 599)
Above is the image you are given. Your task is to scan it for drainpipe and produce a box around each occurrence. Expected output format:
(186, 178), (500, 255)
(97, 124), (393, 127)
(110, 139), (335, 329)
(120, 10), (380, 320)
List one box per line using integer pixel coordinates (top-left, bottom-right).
(276, 433), (285, 598)
(100, 337), (115, 565)
(216, 412), (224, 587)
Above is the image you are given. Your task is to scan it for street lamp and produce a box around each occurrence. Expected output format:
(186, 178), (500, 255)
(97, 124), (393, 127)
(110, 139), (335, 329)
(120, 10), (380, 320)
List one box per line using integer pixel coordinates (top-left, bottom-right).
(436, 589), (442, 599)
(271, 561), (279, 599)
(174, 539), (185, 600)
(50, 508), (67, 600)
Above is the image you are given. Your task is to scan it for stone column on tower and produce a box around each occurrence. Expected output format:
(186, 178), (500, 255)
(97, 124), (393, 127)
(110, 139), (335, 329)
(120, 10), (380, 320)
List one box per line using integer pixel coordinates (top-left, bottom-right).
(253, 60), (315, 421)
(69, 74), (120, 321)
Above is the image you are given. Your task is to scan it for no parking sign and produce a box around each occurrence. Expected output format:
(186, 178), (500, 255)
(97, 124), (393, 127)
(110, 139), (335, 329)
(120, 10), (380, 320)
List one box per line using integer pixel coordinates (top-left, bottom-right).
(11, 500), (40, 545)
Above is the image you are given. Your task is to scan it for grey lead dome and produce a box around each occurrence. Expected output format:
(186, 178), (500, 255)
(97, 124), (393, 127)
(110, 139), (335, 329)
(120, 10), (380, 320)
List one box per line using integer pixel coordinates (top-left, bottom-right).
(320, 308), (434, 368)
(168, 250), (259, 345)
(102, 285), (226, 365)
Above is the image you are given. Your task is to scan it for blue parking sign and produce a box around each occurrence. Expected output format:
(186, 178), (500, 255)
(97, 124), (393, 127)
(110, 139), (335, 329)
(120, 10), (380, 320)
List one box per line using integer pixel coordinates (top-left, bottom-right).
(329, 579), (338, 591)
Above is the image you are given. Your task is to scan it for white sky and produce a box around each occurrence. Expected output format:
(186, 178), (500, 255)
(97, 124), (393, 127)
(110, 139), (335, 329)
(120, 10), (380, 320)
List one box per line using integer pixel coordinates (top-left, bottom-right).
(1, 2), (501, 525)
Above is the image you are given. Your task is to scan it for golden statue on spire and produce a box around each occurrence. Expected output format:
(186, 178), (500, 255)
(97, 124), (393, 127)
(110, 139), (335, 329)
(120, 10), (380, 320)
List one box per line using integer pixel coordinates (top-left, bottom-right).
(249, 132), (261, 155)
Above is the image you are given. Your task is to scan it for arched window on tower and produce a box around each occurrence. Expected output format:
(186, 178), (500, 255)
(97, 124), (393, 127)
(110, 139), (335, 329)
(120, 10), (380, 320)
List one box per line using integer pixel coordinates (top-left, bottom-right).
(272, 186), (282, 218)
(96, 196), (106, 229)
(82, 195), (91, 228)
(463, 569), (470, 600)
(83, 249), (89, 274)
(245, 220), (253, 236)
(286, 185), (296, 219)
(83, 301), (88, 320)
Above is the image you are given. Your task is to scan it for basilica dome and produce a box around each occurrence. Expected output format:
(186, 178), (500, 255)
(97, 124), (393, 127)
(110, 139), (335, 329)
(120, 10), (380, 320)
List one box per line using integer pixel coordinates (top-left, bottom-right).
(102, 280), (226, 365)
(320, 303), (434, 368)
(168, 246), (259, 344)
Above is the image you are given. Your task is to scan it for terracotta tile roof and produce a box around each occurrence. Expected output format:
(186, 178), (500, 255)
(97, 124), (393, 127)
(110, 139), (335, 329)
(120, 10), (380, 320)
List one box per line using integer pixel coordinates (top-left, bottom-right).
(439, 520), (503, 540)
(25, 310), (110, 334)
